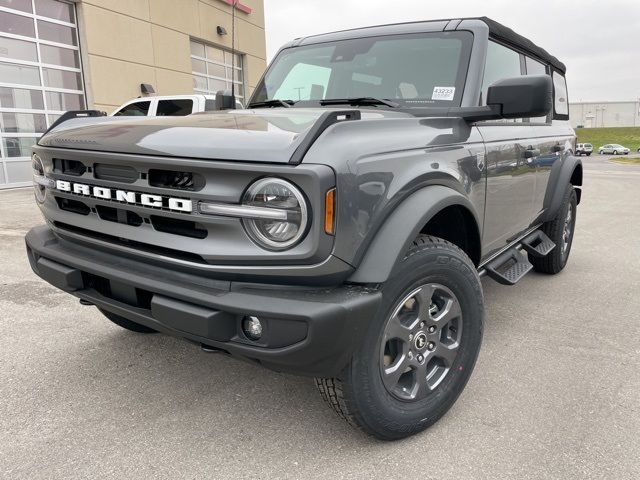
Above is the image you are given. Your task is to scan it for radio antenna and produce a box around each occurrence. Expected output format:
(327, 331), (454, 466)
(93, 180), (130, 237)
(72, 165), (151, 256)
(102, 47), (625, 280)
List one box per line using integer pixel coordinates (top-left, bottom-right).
(231, 0), (236, 101)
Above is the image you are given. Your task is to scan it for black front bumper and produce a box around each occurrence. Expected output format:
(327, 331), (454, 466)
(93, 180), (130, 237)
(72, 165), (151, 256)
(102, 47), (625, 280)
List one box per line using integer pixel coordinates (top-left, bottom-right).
(25, 226), (381, 377)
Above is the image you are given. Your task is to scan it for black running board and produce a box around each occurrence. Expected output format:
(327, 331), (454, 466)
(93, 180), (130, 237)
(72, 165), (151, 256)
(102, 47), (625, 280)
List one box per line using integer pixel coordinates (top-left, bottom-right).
(484, 249), (533, 285)
(481, 230), (556, 286)
(520, 230), (555, 258)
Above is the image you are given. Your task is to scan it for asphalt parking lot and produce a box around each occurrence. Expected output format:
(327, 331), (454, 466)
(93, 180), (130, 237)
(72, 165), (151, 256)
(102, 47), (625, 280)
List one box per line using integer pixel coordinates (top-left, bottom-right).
(1, 156), (639, 479)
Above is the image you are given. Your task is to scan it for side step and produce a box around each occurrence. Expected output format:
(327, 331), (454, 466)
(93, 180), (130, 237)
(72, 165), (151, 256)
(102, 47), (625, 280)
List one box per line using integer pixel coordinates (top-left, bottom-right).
(484, 249), (533, 286)
(520, 230), (555, 258)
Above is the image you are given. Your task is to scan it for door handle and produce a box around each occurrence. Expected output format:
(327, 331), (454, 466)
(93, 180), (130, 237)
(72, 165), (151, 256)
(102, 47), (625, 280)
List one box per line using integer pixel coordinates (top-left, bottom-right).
(524, 148), (540, 158)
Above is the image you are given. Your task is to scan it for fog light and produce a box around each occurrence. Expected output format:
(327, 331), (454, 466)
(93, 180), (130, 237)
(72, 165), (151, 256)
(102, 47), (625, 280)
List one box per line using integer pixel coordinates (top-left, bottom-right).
(242, 316), (263, 340)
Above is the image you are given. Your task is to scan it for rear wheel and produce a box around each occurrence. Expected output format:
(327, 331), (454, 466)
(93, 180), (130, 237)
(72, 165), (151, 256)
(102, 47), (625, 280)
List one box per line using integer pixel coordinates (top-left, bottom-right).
(613, 150), (618, 155)
(586, 153), (591, 156)
(529, 185), (577, 274)
(316, 236), (483, 440)
(99, 308), (157, 333)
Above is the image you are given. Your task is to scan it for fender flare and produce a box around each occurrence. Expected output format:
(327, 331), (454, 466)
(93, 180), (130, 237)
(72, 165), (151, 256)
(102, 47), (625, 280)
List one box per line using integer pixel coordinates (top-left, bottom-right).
(541, 155), (582, 222)
(347, 185), (481, 284)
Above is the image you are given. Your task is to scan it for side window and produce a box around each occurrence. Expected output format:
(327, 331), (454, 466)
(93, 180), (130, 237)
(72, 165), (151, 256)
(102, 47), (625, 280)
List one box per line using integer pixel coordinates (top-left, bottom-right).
(114, 101), (150, 116)
(481, 41), (522, 107)
(157, 99), (193, 116)
(273, 63), (331, 101)
(525, 56), (549, 123)
(552, 72), (569, 117)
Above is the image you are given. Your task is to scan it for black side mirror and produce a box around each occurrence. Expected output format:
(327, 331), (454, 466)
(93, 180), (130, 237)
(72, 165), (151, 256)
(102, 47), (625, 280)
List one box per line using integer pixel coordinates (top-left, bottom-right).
(214, 90), (237, 110)
(487, 74), (552, 119)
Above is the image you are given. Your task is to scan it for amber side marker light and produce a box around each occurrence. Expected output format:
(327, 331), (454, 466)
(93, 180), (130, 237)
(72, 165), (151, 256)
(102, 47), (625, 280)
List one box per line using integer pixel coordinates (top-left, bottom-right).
(324, 188), (336, 235)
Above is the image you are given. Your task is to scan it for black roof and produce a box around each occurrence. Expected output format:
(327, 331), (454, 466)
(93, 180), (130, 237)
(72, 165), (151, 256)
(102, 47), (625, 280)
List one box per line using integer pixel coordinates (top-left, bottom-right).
(478, 17), (566, 73)
(291, 16), (566, 74)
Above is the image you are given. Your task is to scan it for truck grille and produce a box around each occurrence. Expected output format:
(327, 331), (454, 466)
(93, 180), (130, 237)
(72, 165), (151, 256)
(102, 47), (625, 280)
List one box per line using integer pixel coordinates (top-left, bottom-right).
(37, 147), (332, 268)
(54, 221), (207, 264)
(148, 169), (202, 191)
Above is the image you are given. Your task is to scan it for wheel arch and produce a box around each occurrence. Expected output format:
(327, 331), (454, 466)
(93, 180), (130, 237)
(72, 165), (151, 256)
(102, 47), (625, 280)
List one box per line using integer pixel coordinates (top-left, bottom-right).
(541, 155), (583, 222)
(347, 185), (482, 284)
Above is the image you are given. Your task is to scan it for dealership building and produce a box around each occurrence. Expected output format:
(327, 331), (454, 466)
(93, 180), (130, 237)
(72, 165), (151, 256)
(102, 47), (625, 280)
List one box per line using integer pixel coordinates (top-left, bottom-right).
(569, 100), (640, 129)
(0, 0), (266, 189)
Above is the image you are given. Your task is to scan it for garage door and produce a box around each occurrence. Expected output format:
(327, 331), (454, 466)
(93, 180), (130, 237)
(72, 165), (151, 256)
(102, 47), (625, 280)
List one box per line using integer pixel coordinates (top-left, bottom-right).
(0, 0), (85, 189)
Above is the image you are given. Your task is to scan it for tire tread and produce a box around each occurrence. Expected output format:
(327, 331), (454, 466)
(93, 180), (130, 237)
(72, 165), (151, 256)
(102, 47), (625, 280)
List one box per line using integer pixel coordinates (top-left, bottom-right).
(315, 235), (479, 438)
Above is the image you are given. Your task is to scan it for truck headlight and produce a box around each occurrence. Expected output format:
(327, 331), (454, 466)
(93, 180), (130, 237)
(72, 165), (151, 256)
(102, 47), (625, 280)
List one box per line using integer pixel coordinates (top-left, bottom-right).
(242, 178), (309, 250)
(32, 153), (48, 203)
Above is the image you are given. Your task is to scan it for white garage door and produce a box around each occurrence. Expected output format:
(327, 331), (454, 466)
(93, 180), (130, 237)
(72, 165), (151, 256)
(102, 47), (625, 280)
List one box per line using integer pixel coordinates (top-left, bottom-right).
(0, 0), (85, 189)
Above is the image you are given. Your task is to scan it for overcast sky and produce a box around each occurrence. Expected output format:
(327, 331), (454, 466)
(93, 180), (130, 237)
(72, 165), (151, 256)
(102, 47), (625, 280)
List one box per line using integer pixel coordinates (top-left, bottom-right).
(263, 0), (640, 103)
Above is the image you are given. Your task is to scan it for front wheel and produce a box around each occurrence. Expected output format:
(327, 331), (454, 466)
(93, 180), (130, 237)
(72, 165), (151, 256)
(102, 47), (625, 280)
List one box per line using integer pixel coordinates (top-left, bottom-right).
(586, 153), (591, 156)
(316, 236), (483, 440)
(599, 150), (604, 155)
(529, 184), (577, 274)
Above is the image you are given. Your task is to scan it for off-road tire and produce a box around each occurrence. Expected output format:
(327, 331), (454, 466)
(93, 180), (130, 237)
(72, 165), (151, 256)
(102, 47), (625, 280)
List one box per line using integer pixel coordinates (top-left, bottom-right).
(99, 308), (157, 333)
(529, 184), (577, 274)
(316, 235), (484, 440)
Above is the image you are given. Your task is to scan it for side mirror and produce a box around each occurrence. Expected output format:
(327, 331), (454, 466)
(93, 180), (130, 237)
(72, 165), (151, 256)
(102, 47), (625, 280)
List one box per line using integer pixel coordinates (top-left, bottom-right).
(214, 90), (237, 110)
(487, 74), (552, 119)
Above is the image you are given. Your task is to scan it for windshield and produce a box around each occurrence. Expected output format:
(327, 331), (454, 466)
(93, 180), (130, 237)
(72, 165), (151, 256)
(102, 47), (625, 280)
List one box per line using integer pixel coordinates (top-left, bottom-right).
(251, 31), (473, 108)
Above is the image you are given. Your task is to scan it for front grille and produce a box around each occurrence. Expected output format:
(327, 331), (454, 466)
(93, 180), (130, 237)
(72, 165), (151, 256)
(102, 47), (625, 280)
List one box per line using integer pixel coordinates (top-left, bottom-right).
(55, 196), (90, 215)
(94, 163), (138, 183)
(53, 158), (86, 176)
(150, 215), (207, 239)
(54, 222), (207, 264)
(149, 169), (203, 191)
(96, 205), (143, 227)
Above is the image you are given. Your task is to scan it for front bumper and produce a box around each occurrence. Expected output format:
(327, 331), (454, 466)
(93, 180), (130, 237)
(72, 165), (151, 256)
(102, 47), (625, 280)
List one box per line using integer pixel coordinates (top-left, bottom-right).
(26, 226), (381, 377)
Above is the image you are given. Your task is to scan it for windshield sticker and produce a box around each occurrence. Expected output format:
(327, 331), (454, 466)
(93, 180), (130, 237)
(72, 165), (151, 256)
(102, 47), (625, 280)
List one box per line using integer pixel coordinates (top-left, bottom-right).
(432, 86), (456, 101)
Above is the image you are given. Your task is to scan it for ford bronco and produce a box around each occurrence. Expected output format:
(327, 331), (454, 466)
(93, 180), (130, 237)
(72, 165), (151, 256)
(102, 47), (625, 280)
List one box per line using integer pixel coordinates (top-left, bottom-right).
(25, 17), (582, 440)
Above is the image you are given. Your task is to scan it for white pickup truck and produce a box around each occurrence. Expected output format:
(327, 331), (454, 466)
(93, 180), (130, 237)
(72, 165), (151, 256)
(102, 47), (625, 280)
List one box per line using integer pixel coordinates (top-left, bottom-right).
(112, 94), (242, 117)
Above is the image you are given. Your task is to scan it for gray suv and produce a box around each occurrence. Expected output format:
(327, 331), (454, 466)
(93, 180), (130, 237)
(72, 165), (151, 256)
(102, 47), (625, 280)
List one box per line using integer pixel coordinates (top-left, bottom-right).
(26, 17), (582, 440)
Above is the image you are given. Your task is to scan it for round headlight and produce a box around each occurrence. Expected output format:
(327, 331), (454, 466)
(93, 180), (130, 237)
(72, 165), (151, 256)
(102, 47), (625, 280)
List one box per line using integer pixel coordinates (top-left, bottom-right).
(242, 178), (309, 250)
(32, 153), (46, 203)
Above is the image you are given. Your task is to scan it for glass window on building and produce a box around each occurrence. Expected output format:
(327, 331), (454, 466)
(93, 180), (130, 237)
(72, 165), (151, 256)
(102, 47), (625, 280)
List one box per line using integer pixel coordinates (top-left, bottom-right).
(0, 0), (85, 188)
(190, 39), (245, 102)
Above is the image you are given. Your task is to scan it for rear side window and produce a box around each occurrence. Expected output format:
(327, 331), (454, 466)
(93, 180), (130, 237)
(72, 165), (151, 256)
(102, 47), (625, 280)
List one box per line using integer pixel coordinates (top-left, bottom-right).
(553, 72), (569, 117)
(481, 41), (521, 106)
(114, 101), (150, 116)
(156, 99), (193, 116)
(524, 56), (549, 123)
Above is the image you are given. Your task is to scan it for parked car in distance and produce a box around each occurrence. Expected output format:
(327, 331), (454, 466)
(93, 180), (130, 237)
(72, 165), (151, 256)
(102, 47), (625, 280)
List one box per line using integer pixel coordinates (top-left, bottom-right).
(112, 94), (243, 117)
(575, 143), (592, 156)
(598, 144), (630, 155)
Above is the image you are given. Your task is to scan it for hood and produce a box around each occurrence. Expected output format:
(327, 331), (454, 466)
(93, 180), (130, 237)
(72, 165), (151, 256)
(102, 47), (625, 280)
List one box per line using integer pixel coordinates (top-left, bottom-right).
(38, 109), (406, 163)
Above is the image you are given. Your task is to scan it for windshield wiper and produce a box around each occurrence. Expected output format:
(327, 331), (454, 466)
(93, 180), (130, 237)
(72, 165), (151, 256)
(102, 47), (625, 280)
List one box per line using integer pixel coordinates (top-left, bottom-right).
(320, 97), (399, 108)
(248, 99), (295, 108)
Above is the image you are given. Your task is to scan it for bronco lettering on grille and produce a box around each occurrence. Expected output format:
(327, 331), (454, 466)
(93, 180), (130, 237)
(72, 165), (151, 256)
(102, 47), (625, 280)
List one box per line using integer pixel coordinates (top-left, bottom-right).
(55, 180), (193, 213)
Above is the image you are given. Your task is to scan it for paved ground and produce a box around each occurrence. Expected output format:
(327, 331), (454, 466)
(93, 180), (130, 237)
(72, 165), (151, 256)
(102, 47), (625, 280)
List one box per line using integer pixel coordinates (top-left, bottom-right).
(1, 156), (639, 479)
